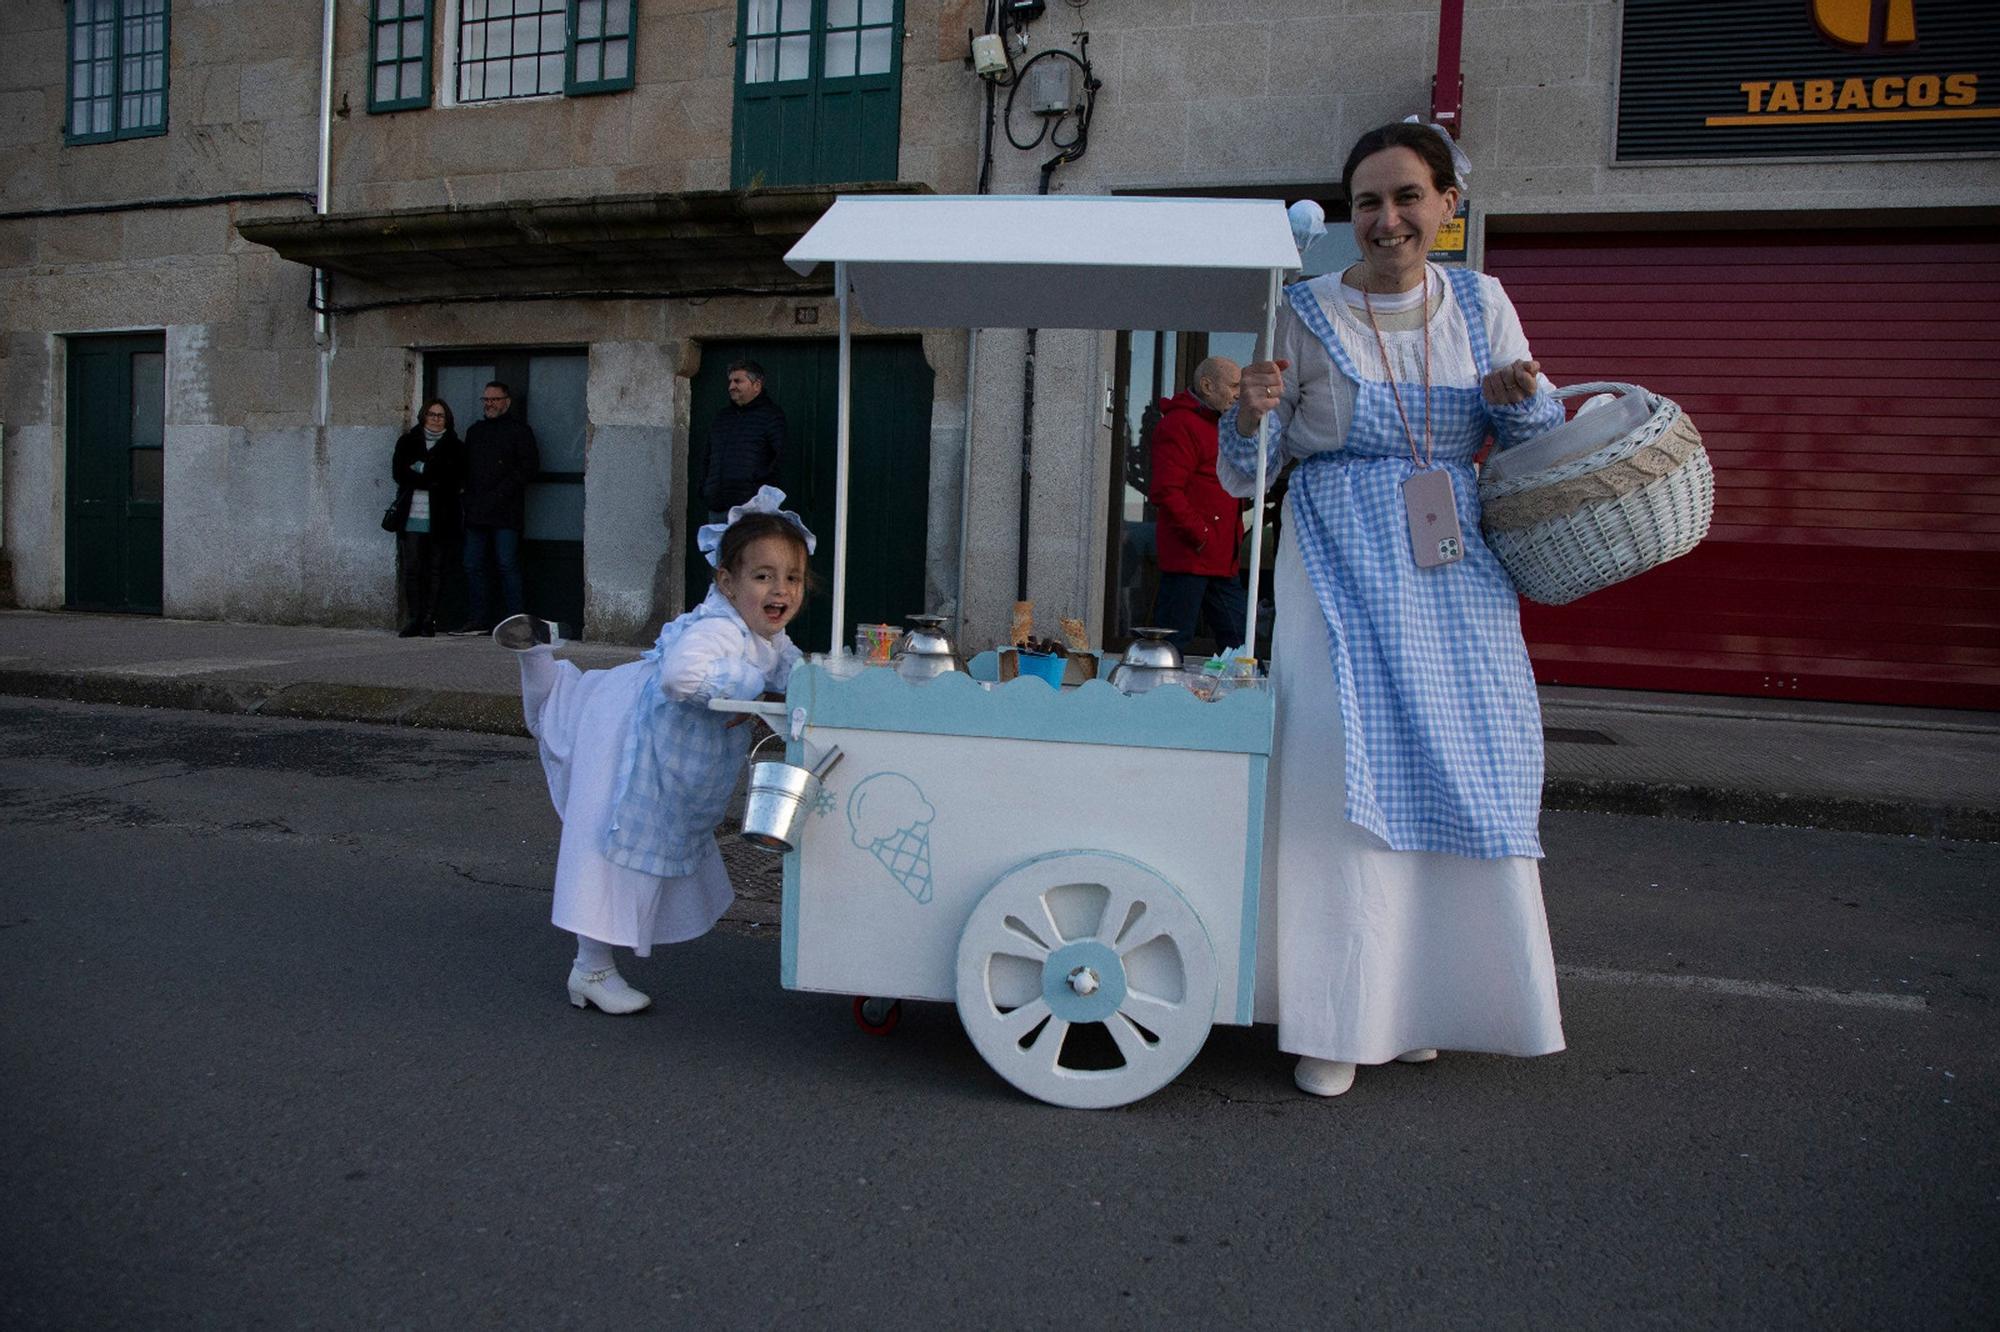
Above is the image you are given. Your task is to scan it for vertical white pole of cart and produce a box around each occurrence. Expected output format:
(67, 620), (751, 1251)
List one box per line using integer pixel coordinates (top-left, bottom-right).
(832, 260), (852, 654)
(1243, 266), (1280, 619)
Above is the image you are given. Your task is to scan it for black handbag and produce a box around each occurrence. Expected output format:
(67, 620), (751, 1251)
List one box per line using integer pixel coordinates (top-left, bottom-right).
(381, 487), (410, 533)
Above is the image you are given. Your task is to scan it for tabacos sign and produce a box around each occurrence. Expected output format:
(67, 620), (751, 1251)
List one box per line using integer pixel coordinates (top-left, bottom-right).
(1617, 0), (2000, 160)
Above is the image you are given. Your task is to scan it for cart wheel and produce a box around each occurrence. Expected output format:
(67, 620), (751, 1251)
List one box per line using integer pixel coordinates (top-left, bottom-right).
(853, 995), (902, 1036)
(954, 851), (1217, 1110)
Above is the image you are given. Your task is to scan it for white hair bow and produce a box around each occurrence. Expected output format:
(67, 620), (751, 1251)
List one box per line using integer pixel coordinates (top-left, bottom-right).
(696, 485), (818, 569)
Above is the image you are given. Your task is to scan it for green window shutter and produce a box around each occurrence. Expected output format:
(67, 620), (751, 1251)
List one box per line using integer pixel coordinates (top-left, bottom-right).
(367, 0), (433, 114)
(66, 0), (170, 144)
(733, 0), (901, 188)
(565, 0), (636, 96)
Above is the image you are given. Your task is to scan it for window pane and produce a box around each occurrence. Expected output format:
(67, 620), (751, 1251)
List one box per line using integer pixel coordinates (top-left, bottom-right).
(778, 33), (808, 80)
(466, 0), (487, 19)
(130, 353), (164, 450)
(402, 19), (423, 57)
(514, 17), (536, 53)
(829, 0), (857, 25)
(92, 100), (110, 134)
(578, 0), (601, 40)
(780, 0), (809, 32)
(746, 0), (778, 37)
(604, 40), (627, 80)
(404, 0), (427, 16)
(130, 449), (164, 503)
(376, 25), (399, 61)
(824, 30), (855, 78)
(375, 66), (398, 102)
(400, 63), (422, 98)
(858, 26), (891, 75)
(744, 36), (774, 82)
(143, 92), (162, 126)
(538, 52), (562, 91)
(94, 25), (112, 59)
(863, 0), (892, 23)
(606, 1), (629, 37)
(539, 13), (562, 52)
(575, 44), (599, 82)
(488, 22), (510, 57)
(460, 64), (484, 99)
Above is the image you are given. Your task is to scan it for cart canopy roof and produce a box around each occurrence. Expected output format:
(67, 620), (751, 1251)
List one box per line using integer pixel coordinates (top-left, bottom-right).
(785, 195), (1300, 334)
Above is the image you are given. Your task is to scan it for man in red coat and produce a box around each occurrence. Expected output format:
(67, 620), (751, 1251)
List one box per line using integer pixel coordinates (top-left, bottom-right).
(1149, 355), (1248, 653)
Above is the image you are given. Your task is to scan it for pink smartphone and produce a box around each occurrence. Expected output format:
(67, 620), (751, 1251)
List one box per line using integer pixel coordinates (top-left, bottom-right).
(1403, 468), (1466, 568)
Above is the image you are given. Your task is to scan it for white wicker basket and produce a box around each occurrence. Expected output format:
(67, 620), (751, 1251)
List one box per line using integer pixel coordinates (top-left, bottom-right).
(1479, 382), (1715, 607)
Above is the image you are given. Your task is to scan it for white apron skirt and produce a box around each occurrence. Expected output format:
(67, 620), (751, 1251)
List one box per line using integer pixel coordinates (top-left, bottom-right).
(521, 649), (734, 955)
(1252, 521), (1565, 1063)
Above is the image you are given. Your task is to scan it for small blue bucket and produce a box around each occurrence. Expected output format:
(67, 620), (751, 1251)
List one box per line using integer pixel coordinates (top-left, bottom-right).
(1016, 651), (1066, 688)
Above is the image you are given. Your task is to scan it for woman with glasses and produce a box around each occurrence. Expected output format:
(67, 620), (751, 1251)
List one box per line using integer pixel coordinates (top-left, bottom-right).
(389, 398), (467, 637)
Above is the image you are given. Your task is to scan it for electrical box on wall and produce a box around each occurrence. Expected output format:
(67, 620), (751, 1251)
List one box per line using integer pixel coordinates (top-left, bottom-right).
(970, 33), (1007, 76)
(1026, 59), (1074, 115)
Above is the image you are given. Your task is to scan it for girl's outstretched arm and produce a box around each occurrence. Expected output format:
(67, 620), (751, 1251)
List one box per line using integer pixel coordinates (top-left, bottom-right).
(656, 620), (767, 703)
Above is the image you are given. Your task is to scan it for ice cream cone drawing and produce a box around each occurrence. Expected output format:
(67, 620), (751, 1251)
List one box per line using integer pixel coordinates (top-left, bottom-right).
(846, 773), (937, 904)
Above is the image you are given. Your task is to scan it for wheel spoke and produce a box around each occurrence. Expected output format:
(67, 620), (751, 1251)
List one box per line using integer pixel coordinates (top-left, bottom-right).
(1119, 988), (1182, 1028)
(1116, 922), (1171, 957)
(974, 914), (1049, 960)
(1028, 1013), (1070, 1071)
(993, 996), (1052, 1043)
(1092, 880), (1146, 947)
(1032, 892), (1069, 948)
(1105, 1012), (1157, 1067)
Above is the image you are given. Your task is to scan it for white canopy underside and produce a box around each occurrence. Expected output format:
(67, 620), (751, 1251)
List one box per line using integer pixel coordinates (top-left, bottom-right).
(785, 195), (1299, 332)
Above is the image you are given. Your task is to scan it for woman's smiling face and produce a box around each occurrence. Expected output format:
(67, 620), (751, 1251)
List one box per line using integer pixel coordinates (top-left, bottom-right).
(715, 534), (807, 639)
(1347, 145), (1460, 293)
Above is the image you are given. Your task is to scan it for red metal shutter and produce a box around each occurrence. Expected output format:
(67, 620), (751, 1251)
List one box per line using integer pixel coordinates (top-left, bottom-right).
(1484, 229), (2000, 710)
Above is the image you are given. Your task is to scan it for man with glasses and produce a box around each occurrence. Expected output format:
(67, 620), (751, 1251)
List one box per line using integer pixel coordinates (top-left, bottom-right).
(456, 381), (540, 634)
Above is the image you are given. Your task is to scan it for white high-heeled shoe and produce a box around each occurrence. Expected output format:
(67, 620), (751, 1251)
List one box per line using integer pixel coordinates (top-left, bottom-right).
(566, 963), (651, 1015)
(1294, 1056), (1358, 1097)
(1395, 1048), (1439, 1063)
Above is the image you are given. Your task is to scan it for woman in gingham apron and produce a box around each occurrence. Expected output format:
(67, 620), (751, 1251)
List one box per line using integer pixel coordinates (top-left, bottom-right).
(1221, 123), (1568, 1097)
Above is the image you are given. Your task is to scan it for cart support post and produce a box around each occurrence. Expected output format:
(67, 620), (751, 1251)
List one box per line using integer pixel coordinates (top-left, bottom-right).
(833, 261), (852, 655)
(1243, 266), (1280, 650)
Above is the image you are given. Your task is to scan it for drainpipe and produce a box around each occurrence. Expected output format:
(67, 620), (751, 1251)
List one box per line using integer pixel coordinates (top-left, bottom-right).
(315, 0), (336, 428)
(1432, 0), (1465, 135)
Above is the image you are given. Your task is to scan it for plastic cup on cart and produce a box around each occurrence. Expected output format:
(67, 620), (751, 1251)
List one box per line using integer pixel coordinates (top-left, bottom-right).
(1015, 651), (1066, 688)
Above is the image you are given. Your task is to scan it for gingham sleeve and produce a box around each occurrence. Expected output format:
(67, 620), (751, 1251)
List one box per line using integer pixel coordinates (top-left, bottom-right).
(1480, 273), (1564, 447)
(1216, 306), (1308, 498)
(656, 618), (767, 703)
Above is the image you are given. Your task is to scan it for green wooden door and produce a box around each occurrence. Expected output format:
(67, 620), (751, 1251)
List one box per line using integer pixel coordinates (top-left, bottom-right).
(733, 0), (902, 188)
(65, 333), (164, 614)
(685, 338), (933, 654)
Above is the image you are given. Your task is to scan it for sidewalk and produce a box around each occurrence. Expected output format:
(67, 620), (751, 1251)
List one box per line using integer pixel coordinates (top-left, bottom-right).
(3, 608), (1996, 841)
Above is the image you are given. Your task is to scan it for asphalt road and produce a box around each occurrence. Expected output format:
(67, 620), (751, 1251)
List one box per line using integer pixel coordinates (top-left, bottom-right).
(1, 697), (1994, 1329)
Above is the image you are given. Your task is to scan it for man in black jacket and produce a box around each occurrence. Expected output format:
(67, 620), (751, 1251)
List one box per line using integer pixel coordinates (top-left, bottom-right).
(456, 380), (540, 633)
(702, 360), (786, 519)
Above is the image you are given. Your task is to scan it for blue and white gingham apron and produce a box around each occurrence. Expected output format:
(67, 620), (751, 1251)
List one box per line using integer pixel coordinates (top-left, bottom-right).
(1277, 268), (1545, 859)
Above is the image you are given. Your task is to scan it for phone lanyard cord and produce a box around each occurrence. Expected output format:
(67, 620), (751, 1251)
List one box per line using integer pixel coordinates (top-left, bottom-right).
(1363, 275), (1433, 470)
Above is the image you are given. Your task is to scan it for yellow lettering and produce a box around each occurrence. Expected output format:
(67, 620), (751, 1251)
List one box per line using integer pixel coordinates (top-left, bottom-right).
(1803, 79), (1835, 111)
(1835, 77), (1869, 110)
(1905, 75), (1941, 108)
(1944, 73), (1978, 107)
(1768, 81), (1801, 112)
(1739, 80), (1771, 113)
(1810, 0), (1871, 48)
(1873, 76), (1905, 109)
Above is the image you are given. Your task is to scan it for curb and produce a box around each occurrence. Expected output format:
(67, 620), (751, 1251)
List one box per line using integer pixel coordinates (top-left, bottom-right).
(1543, 778), (1999, 844)
(0, 669), (530, 739)
(4, 668), (1993, 843)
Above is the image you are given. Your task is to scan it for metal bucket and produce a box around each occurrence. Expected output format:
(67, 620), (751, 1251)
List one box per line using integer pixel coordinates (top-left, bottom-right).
(740, 735), (840, 853)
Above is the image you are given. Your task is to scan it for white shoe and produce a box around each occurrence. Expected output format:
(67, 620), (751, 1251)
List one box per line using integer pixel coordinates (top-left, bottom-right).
(566, 963), (651, 1015)
(1294, 1056), (1357, 1097)
(493, 614), (560, 651)
(1395, 1048), (1439, 1063)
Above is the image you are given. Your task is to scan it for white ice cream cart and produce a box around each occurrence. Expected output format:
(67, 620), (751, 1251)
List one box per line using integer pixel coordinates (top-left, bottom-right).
(736, 196), (1297, 1109)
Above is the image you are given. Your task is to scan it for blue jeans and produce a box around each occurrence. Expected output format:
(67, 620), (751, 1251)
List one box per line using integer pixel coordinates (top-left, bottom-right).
(461, 525), (524, 628)
(1151, 572), (1248, 655)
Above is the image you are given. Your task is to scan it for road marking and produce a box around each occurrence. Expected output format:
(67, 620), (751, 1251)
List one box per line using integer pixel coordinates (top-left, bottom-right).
(1557, 964), (1928, 1013)
(83, 658), (286, 678)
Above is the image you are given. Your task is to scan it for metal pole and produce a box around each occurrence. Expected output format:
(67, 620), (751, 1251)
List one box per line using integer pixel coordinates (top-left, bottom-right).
(832, 261), (852, 655)
(1243, 267), (1279, 650)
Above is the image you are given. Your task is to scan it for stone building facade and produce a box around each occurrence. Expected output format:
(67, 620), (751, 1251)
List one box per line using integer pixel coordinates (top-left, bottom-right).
(3, 2), (1994, 703)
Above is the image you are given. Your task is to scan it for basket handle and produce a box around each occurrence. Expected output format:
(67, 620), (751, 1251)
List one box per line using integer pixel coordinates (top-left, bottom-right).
(750, 731), (786, 762)
(1549, 380), (1647, 402)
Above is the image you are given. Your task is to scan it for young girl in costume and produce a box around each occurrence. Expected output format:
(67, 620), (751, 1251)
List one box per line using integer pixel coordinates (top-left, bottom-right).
(500, 486), (812, 1014)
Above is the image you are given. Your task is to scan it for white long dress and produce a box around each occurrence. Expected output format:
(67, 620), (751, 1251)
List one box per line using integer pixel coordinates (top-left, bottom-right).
(1232, 268), (1566, 1064)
